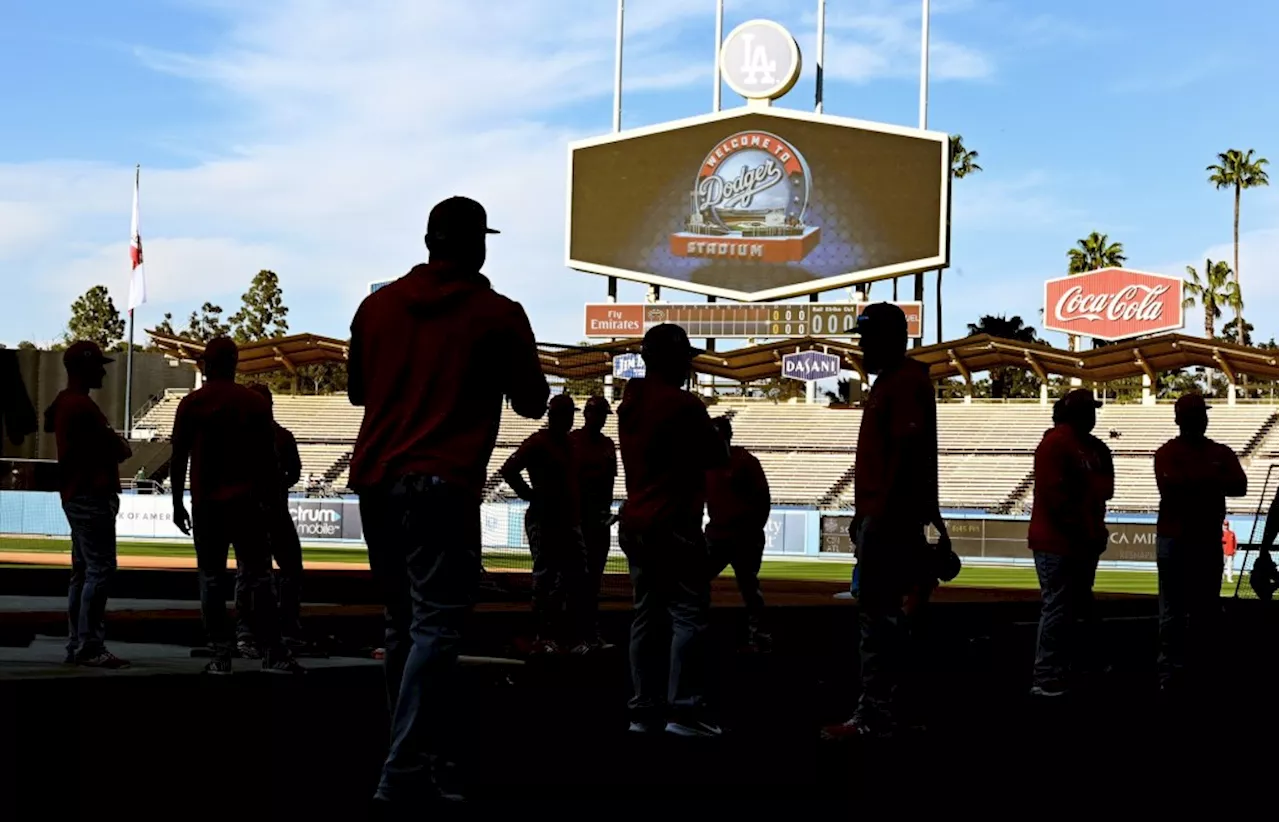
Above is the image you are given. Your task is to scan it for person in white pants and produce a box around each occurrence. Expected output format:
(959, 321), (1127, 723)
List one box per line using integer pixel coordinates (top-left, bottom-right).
(1221, 520), (1236, 583)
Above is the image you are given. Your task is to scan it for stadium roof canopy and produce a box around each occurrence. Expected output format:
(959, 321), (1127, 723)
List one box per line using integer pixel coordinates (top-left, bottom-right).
(145, 331), (348, 376)
(148, 329), (1279, 385)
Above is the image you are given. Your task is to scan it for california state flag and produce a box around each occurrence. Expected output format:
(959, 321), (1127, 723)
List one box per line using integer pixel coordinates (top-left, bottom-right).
(128, 166), (146, 311)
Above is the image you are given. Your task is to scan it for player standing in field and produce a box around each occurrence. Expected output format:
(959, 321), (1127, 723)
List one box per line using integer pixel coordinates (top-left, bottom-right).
(502, 393), (594, 655)
(1221, 520), (1237, 583)
(349, 196), (548, 813)
(821, 303), (951, 740)
(170, 337), (303, 676)
(618, 324), (728, 737)
(704, 416), (772, 652)
(569, 395), (618, 650)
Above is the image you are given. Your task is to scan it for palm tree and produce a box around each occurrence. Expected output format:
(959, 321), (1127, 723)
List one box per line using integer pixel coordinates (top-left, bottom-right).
(1207, 149), (1270, 344)
(1065, 233), (1126, 352)
(967, 314), (1038, 398)
(1182, 258), (1242, 340)
(935, 135), (982, 345)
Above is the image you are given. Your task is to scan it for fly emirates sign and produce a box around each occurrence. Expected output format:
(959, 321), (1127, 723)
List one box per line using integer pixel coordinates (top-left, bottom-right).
(1043, 268), (1184, 341)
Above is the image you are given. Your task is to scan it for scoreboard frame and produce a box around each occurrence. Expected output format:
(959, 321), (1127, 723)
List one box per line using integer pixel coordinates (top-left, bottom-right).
(583, 302), (923, 340)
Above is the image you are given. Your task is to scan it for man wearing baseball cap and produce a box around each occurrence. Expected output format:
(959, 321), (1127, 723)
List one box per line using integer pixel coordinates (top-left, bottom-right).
(44, 340), (132, 668)
(823, 303), (952, 740)
(570, 394), (618, 650)
(351, 195), (548, 812)
(1153, 392), (1247, 696)
(617, 323), (728, 737)
(1027, 388), (1114, 698)
(501, 393), (593, 654)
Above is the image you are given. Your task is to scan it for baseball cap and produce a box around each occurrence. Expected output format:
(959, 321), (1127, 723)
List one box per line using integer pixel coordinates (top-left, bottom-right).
(426, 196), (500, 242)
(641, 323), (703, 361)
(549, 393), (577, 411)
(199, 336), (240, 366)
(584, 395), (612, 415)
(855, 302), (908, 338)
(1061, 388), (1103, 412)
(1174, 392), (1209, 418)
(62, 340), (114, 370)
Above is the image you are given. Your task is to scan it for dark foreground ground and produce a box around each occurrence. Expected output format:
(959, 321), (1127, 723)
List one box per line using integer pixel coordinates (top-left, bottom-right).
(0, 569), (1276, 819)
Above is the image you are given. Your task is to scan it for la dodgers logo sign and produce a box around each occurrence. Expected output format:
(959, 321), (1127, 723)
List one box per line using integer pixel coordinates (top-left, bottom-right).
(719, 20), (802, 101)
(670, 130), (820, 263)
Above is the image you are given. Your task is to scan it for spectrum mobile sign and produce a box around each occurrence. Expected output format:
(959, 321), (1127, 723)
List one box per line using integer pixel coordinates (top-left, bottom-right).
(1043, 268), (1184, 341)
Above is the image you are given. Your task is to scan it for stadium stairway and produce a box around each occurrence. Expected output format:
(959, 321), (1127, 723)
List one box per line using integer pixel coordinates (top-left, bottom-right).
(119, 440), (173, 484)
(1242, 411), (1279, 457)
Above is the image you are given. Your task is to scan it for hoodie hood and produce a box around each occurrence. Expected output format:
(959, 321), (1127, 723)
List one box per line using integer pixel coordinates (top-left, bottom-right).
(401, 262), (491, 319)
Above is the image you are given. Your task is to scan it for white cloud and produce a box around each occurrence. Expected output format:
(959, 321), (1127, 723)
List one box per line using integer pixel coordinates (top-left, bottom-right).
(953, 171), (1084, 231)
(1151, 227), (1280, 341)
(0, 0), (718, 345)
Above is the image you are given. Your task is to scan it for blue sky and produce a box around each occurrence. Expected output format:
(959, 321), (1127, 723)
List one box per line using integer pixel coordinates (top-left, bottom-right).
(1, 0), (1277, 351)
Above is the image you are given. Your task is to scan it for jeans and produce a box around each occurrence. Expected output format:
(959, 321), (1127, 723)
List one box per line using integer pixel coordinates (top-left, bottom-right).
(525, 509), (592, 643)
(852, 518), (922, 730)
(582, 506), (612, 620)
(192, 498), (281, 659)
(360, 476), (480, 805)
(1156, 537), (1224, 690)
(63, 495), (119, 657)
(1032, 550), (1099, 691)
(621, 526), (712, 726)
(707, 532), (766, 631)
(235, 498), (304, 642)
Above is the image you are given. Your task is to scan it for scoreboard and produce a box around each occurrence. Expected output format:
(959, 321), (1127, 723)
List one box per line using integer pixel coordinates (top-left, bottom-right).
(584, 302), (923, 339)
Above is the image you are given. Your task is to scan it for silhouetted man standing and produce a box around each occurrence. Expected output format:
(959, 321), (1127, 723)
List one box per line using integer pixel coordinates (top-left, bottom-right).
(46, 341), (131, 668)
(705, 416), (772, 651)
(618, 324), (728, 737)
(1027, 388), (1113, 698)
(171, 337), (301, 676)
(502, 393), (593, 654)
(234, 383), (305, 657)
(1153, 393), (1246, 694)
(570, 395), (618, 650)
(349, 196), (548, 812)
(823, 303), (950, 740)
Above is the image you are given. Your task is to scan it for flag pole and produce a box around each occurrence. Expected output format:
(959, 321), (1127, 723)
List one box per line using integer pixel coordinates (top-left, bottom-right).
(124, 164), (138, 439)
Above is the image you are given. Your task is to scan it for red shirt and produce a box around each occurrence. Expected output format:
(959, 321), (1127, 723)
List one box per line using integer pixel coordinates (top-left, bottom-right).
(617, 379), (728, 535)
(348, 263), (548, 498)
(48, 390), (127, 501)
(171, 380), (276, 507)
(1029, 424), (1114, 555)
(705, 445), (771, 541)
(854, 358), (939, 526)
(569, 428), (617, 512)
(502, 430), (580, 525)
(1222, 529), (1237, 557)
(1154, 436), (1247, 542)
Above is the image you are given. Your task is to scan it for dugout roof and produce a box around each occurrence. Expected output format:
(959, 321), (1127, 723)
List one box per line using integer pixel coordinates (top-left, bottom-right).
(147, 329), (1278, 385)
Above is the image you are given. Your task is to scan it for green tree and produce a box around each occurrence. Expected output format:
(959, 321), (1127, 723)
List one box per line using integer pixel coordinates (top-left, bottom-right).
(16, 341), (36, 350)
(967, 314), (1040, 399)
(297, 362), (348, 395)
(1182, 259), (1241, 339)
(1207, 148), (1270, 344)
(183, 303), (231, 342)
(66, 285), (126, 350)
(1219, 317), (1254, 346)
(229, 270), (290, 343)
(935, 135), (983, 344)
(1064, 232), (1126, 352)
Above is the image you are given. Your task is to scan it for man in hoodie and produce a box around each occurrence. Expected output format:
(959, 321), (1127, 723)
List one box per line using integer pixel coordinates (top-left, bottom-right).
(570, 395), (618, 649)
(1027, 388), (1114, 698)
(822, 303), (950, 741)
(234, 383), (306, 657)
(1153, 393), (1247, 694)
(705, 415), (772, 651)
(349, 196), (548, 812)
(617, 323), (729, 738)
(47, 341), (132, 668)
(501, 393), (593, 654)
(171, 337), (302, 676)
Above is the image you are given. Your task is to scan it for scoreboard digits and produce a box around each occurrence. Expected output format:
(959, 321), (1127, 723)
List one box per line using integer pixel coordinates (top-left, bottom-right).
(584, 302), (921, 339)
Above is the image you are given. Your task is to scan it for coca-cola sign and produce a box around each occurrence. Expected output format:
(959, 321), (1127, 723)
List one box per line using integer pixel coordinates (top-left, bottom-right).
(1043, 268), (1185, 341)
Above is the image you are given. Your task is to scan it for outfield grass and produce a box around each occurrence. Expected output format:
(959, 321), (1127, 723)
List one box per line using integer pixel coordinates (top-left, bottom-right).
(1, 536), (1244, 597)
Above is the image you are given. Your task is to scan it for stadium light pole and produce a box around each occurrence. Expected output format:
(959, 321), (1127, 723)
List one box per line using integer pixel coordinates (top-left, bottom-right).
(607, 0), (624, 307)
(713, 0), (724, 111)
(814, 0), (825, 113)
(913, 0), (930, 348)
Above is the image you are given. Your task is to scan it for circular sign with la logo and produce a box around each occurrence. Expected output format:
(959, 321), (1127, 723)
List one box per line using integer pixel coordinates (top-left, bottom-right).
(719, 19), (802, 101)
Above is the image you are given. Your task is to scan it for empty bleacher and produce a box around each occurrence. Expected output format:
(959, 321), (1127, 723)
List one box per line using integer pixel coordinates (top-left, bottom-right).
(130, 389), (1278, 514)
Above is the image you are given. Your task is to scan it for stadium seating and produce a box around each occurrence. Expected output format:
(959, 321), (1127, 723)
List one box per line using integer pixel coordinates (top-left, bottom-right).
(131, 390), (1278, 514)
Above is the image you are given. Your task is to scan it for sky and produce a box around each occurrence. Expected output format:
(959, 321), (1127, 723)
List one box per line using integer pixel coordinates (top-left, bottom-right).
(1, 0), (1277, 352)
